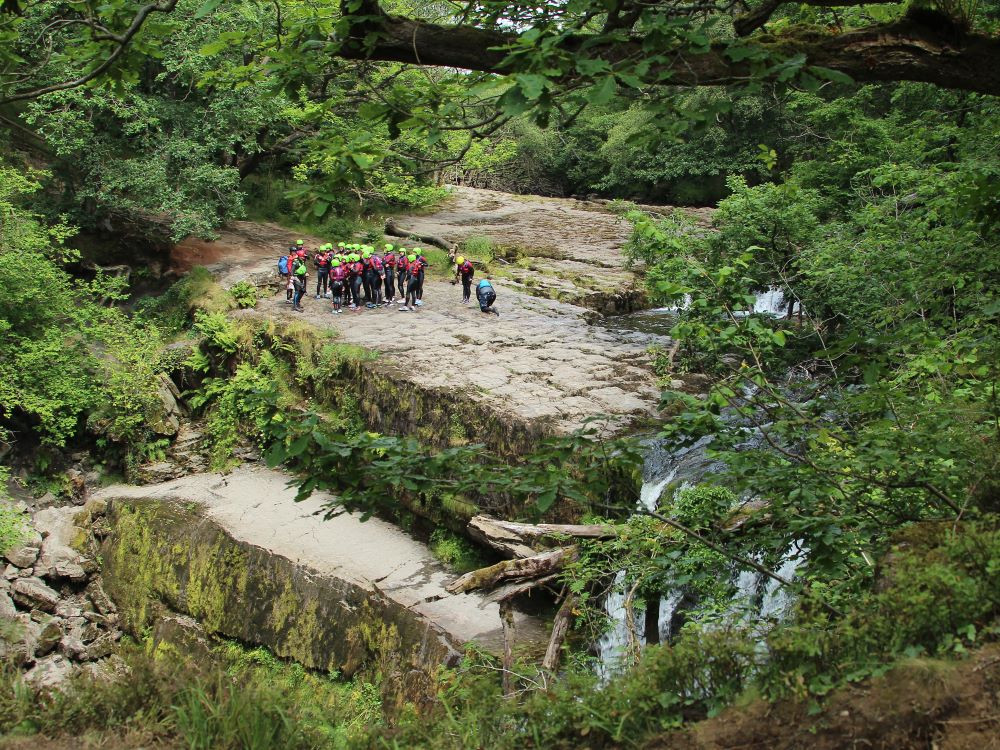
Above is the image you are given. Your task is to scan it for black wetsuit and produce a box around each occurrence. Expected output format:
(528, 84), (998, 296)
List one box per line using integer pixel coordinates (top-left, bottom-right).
(457, 261), (475, 302)
(477, 280), (497, 315)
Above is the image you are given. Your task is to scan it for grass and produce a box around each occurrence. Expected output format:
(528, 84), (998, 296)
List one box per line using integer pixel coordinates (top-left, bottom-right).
(0, 640), (383, 750)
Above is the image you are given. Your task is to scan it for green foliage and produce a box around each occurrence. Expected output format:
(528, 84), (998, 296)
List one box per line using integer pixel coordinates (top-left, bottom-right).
(0, 468), (26, 554)
(0, 165), (169, 459)
(228, 280), (259, 309)
(0, 639), (382, 748)
(428, 529), (488, 573)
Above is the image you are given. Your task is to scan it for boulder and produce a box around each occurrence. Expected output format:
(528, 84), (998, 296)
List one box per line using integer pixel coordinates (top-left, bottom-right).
(86, 578), (116, 616)
(3, 564), (17, 580)
(0, 614), (39, 666)
(0, 591), (16, 618)
(148, 372), (185, 436)
(35, 616), (63, 657)
(32, 506), (91, 582)
(24, 654), (74, 690)
(4, 528), (42, 568)
(11, 577), (61, 612)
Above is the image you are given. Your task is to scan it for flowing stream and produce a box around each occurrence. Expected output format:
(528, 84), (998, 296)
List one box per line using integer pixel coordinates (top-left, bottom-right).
(596, 416), (807, 678)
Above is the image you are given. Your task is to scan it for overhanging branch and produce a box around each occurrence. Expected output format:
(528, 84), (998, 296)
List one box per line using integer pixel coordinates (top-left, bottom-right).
(334, 6), (1000, 96)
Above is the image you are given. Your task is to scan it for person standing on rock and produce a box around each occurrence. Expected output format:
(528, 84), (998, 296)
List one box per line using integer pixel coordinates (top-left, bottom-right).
(454, 255), (475, 303)
(414, 248), (427, 306)
(329, 258), (347, 314)
(383, 244), (397, 305)
(349, 253), (364, 310)
(400, 253), (423, 311)
(280, 245), (295, 304)
(477, 278), (499, 316)
(314, 245), (332, 299)
(291, 253), (308, 312)
(396, 250), (410, 301)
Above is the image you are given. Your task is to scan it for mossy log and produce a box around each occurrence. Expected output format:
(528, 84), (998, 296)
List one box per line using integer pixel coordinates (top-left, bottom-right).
(445, 547), (577, 594)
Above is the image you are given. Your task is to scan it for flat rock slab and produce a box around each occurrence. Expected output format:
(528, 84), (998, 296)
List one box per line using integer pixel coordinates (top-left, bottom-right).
(96, 467), (548, 668)
(171, 186), (671, 442)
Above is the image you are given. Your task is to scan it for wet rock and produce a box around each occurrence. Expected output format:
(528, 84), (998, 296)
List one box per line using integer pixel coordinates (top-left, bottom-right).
(12, 577), (61, 612)
(4, 528), (42, 568)
(24, 654), (74, 689)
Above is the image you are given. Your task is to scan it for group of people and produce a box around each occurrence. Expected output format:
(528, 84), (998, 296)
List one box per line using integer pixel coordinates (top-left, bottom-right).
(277, 239), (499, 315)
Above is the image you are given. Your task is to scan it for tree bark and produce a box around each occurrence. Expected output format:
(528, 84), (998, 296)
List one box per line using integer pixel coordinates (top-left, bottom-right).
(337, 4), (1000, 97)
(500, 600), (516, 697)
(467, 515), (618, 558)
(446, 547), (577, 594)
(542, 593), (576, 673)
(384, 218), (455, 253)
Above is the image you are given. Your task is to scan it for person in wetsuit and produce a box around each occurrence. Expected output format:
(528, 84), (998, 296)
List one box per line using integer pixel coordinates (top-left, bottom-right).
(413, 248), (427, 306)
(329, 258), (347, 314)
(349, 254), (364, 310)
(396, 251), (410, 303)
(291, 254), (308, 312)
(476, 278), (499, 316)
(454, 255), (474, 303)
(314, 245), (332, 298)
(382, 244), (396, 305)
(364, 249), (384, 308)
(400, 253), (423, 311)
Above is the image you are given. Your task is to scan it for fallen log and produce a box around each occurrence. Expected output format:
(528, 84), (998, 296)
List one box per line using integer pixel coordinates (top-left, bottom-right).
(446, 547), (577, 595)
(482, 574), (559, 605)
(384, 218), (455, 255)
(468, 515), (617, 558)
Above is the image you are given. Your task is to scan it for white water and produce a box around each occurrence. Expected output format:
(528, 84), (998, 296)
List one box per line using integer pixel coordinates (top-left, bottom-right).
(597, 463), (808, 676)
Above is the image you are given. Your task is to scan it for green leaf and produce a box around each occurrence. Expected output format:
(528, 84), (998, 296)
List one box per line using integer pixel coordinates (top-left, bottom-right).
(587, 76), (617, 105)
(193, 0), (224, 19)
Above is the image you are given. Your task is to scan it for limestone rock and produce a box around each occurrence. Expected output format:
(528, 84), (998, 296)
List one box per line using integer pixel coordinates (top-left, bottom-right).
(35, 616), (63, 657)
(4, 528), (42, 568)
(0, 614), (39, 666)
(86, 578), (116, 616)
(148, 373), (185, 436)
(11, 577), (60, 612)
(35, 492), (58, 510)
(3, 564), (17, 581)
(24, 654), (74, 690)
(33, 506), (90, 581)
(0, 591), (16, 618)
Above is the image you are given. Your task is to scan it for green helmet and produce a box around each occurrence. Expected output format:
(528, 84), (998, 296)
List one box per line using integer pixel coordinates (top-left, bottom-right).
(407, 253), (417, 262)
(362, 249), (372, 258)
(413, 247), (422, 255)
(352, 253), (360, 262)
(296, 239), (304, 246)
(384, 243), (394, 252)
(338, 242), (346, 248)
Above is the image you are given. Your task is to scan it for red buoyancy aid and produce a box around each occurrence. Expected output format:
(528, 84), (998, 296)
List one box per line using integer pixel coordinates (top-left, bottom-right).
(384, 253), (396, 268)
(458, 260), (474, 278)
(330, 264), (347, 282)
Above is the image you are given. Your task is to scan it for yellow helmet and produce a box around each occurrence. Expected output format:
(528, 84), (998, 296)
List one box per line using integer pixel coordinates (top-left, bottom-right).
(456, 256), (465, 265)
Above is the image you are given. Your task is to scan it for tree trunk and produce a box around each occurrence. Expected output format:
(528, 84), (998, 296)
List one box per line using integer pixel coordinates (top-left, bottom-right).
(468, 515), (617, 558)
(446, 547), (577, 594)
(384, 218), (455, 254)
(542, 593), (576, 673)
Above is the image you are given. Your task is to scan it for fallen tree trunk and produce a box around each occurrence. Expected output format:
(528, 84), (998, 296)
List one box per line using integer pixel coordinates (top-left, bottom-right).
(468, 515), (618, 558)
(446, 547), (577, 594)
(384, 218), (455, 255)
